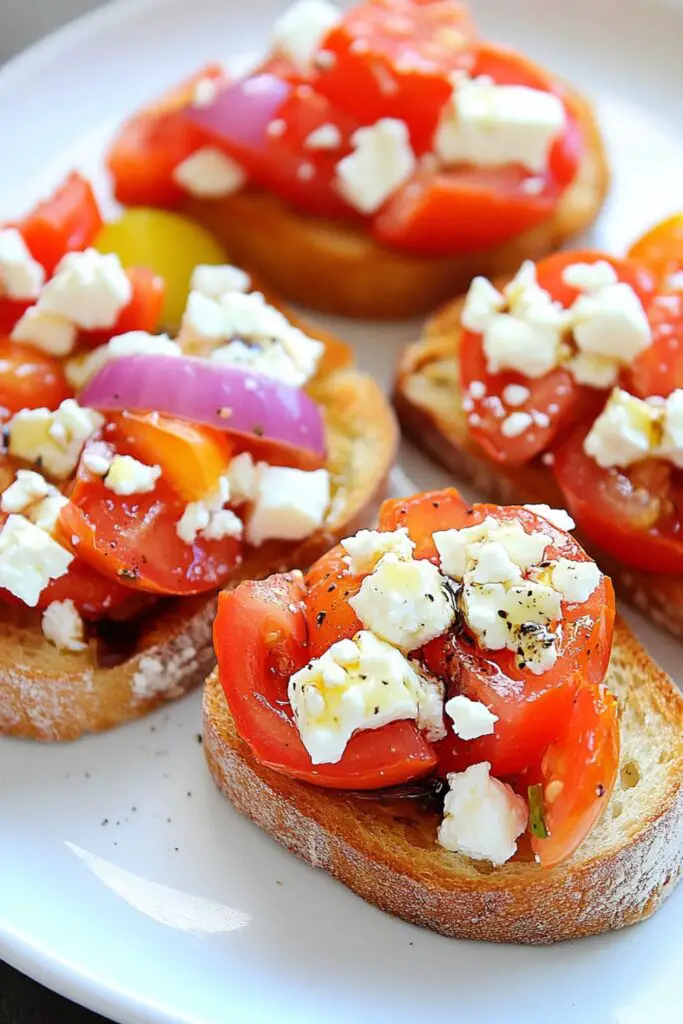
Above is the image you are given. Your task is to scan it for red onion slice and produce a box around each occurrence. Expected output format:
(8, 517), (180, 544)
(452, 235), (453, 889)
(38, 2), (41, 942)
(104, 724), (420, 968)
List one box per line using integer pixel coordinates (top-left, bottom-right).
(79, 354), (326, 467)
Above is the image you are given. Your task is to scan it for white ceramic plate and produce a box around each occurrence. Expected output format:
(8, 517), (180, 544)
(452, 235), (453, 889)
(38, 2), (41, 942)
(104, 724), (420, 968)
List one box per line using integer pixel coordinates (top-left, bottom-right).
(1, 1), (683, 1021)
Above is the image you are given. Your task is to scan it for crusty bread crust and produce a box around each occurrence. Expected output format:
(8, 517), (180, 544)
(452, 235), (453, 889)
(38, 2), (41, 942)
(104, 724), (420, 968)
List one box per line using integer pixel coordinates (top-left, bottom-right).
(393, 292), (683, 638)
(183, 83), (609, 319)
(203, 619), (683, 944)
(1, 326), (397, 742)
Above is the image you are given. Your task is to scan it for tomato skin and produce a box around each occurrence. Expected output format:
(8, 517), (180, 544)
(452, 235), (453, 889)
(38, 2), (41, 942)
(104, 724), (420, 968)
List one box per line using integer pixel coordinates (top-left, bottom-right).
(531, 682), (619, 867)
(627, 291), (683, 399)
(315, 0), (475, 154)
(215, 575), (437, 789)
(459, 251), (657, 466)
(19, 173), (103, 276)
(304, 545), (364, 656)
(81, 266), (165, 348)
(0, 338), (71, 419)
(35, 559), (145, 619)
(628, 212), (683, 287)
(56, 424), (242, 596)
(553, 425), (683, 574)
(378, 488), (472, 560)
(0, 298), (31, 337)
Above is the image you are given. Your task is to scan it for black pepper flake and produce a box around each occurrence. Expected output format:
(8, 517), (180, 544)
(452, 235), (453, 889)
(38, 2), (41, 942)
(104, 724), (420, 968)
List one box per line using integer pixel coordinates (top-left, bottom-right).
(497, 609), (509, 619)
(101, 819), (109, 827)
(374, 706), (380, 715)
(118, 567), (139, 581)
(327, 583), (336, 593)
(186, 791), (192, 797)
(360, 673), (367, 680)
(426, 593), (435, 602)
(253, 424), (265, 437)
(196, 733), (203, 744)
(596, 783), (605, 797)
(316, 611), (326, 626)
(432, 501), (440, 509)
(382, 680), (389, 686)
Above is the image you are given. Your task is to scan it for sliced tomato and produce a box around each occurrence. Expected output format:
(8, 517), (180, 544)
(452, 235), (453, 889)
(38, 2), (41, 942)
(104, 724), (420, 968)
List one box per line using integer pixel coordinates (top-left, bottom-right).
(81, 266), (165, 348)
(554, 424), (683, 574)
(459, 251), (657, 465)
(107, 64), (227, 208)
(109, 412), (233, 502)
(214, 573), (437, 789)
(56, 423), (242, 595)
(18, 173), (103, 276)
(628, 212), (683, 288)
(185, 73), (359, 221)
(418, 502), (614, 777)
(35, 558), (145, 619)
(0, 298), (31, 337)
(531, 682), (619, 867)
(315, 0), (475, 153)
(0, 338), (71, 419)
(627, 291), (683, 399)
(304, 544), (365, 656)
(378, 487), (471, 560)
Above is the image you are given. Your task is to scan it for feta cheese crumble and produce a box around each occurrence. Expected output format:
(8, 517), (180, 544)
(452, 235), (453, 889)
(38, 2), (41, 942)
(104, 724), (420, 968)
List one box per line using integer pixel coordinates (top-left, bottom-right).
(247, 466), (330, 546)
(583, 386), (683, 469)
(8, 400), (104, 480)
(0, 514), (73, 607)
(0, 228), (44, 300)
(288, 630), (445, 764)
(340, 526), (414, 575)
(336, 118), (416, 215)
(271, 0), (341, 72)
(42, 599), (87, 652)
(349, 552), (455, 651)
(445, 694), (498, 740)
(176, 475), (243, 545)
(190, 263), (251, 300)
(173, 147), (247, 198)
(437, 762), (528, 865)
(65, 331), (180, 388)
(104, 455), (161, 496)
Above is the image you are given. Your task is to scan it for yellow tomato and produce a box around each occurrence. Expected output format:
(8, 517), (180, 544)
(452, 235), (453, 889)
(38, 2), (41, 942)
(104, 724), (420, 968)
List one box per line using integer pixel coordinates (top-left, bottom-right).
(95, 208), (228, 328)
(628, 213), (683, 287)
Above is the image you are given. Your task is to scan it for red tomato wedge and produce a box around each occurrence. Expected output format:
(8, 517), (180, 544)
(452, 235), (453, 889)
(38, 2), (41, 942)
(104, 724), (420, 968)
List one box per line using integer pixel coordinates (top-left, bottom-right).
(57, 423), (242, 596)
(628, 212), (683, 288)
(0, 298), (31, 337)
(214, 574), (437, 789)
(81, 266), (165, 348)
(107, 64), (228, 208)
(417, 502), (614, 777)
(315, 0), (476, 154)
(531, 682), (619, 867)
(35, 559), (145, 619)
(373, 44), (582, 256)
(459, 251), (657, 465)
(0, 338), (71, 419)
(627, 291), (683, 399)
(553, 424), (683, 574)
(378, 487), (472, 560)
(18, 173), (103, 276)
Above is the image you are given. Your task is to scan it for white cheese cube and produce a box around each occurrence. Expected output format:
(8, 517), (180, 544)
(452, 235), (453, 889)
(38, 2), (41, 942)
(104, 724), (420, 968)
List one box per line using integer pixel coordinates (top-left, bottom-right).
(0, 514), (73, 607)
(523, 504), (575, 532)
(190, 263), (251, 300)
(66, 331), (179, 388)
(28, 494), (69, 533)
(349, 553), (454, 651)
(437, 762), (528, 865)
(435, 77), (566, 174)
(202, 508), (243, 541)
(271, 0), (341, 72)
(42, 598), (87, 652)
(340, 526), (414, 575)
(11, 308), (77, 356)
(445, 694), (498, 740)
(336, 118), (416, 215)
(566, 351), (620, 389)
(0, 228), (44, 300)
(561, 260), (618, 292)
(40, 249), (132, 331)
(173, 146), (247, 198)
(583, 388), (658, 468)
(226, 452), (258, 505)
(1, 469), (52, 514)
(8, 400), (104, 480)
(461, 276), (505, 333)
(470, 540), (523, 585)
(305, 123), (343, 150)
(104, 455), (161, 496)
(482, 312), (561, 380)
(247, 466), (330, 546)
(572, 283), (651, 363)
(288, 630), (443, 764)
(551, 558), (601, 603)
(658, 389), (683, 468)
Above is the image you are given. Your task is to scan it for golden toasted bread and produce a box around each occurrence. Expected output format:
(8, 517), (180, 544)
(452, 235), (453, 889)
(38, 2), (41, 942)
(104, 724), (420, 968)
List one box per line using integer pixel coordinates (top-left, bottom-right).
(183, 83), (609, 319)
(393, 291), (683, 638)
(203, 619), (683, 944)
(1, 317), (397, 742)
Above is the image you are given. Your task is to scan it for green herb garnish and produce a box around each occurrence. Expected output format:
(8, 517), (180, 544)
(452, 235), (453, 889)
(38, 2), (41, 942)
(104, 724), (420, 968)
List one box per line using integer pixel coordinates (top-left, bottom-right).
(528, 784), (549, 840)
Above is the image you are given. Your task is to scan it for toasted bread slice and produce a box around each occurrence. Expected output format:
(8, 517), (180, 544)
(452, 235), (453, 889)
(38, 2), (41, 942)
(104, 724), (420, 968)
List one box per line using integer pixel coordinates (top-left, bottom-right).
(203, 619), (683, 944)
(0, 321), (397, 742)
(393, 293), (683, 639)
(182, 84), (609, 320)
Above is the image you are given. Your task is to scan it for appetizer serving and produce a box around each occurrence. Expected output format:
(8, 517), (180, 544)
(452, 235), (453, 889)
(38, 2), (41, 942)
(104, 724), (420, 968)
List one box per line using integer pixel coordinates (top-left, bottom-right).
(0, 173), (396, 741)
(395, 217), (683, 637)
(106, 0), (609, 318)
(205, 488), (683, 943)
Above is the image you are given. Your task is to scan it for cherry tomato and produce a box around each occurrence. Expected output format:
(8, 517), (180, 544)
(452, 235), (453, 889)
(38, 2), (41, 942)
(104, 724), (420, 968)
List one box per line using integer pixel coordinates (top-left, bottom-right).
(19, 173), (103, 276)
(531, 682), (619, 867)
(0, 338), (71, 419)
(460, 251), (657, 465)
(56, 423), (242, 596)
(378, 487), (471, 559)
(628, 291), (683, 399)
(628, 212), (683, 288)
(214, 574), (437, 788)
(315, 0), (476, 153)
(554, 425), (683, 574)
(106, 65), (227, 208)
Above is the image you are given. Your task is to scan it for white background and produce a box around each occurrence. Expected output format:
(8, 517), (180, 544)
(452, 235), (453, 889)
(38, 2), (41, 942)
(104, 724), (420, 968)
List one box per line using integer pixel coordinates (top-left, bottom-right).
(0, 0), (108, 63)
